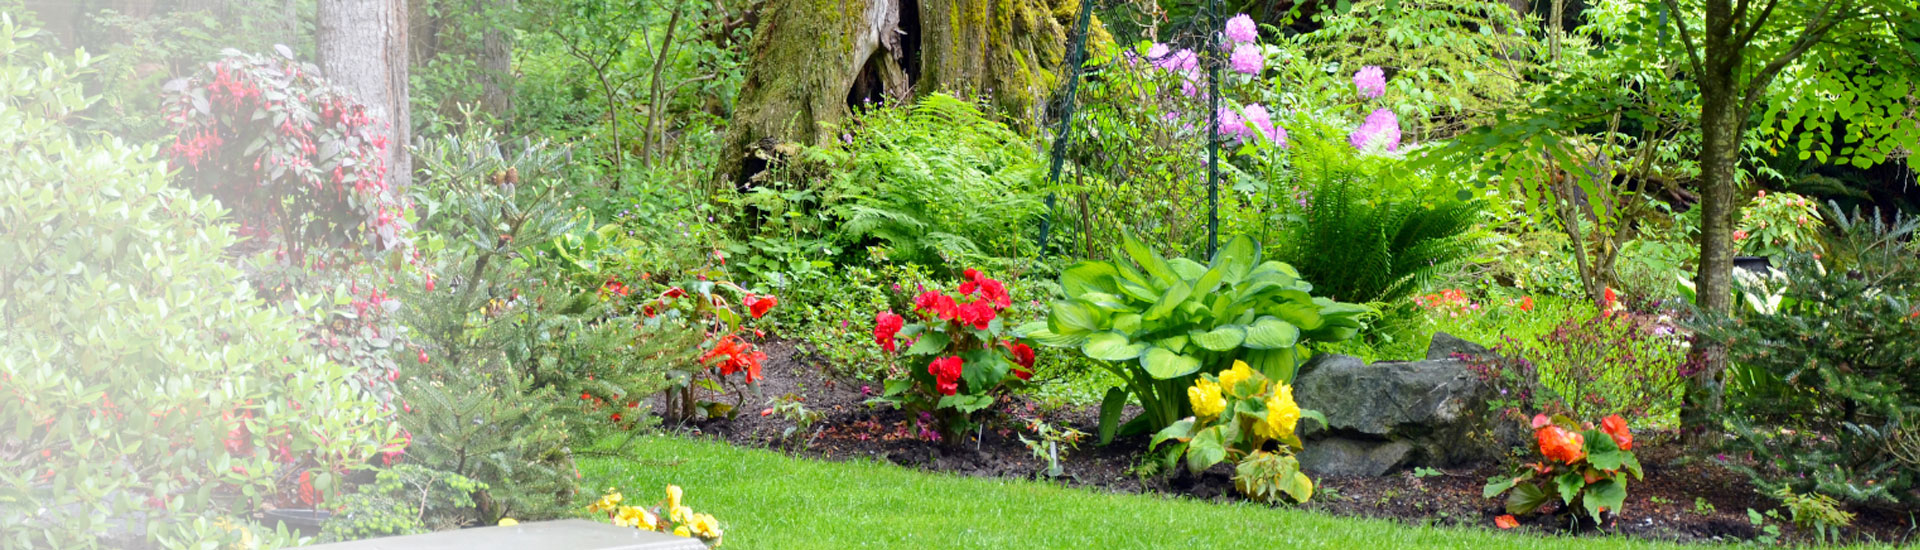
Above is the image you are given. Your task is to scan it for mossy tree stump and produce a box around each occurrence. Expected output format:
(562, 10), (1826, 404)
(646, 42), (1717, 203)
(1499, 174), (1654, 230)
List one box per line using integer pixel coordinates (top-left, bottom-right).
(719, 0), (1105, 186)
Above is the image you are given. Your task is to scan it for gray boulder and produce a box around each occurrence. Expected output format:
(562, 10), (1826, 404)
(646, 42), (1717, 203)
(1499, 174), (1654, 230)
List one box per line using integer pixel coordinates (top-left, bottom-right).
(1292, 332), (1529, 477)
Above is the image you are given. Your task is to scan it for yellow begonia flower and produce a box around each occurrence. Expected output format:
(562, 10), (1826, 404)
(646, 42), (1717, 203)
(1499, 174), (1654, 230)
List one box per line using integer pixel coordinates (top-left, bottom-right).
(669, 505), (693, 525)
(498, 518), (519, 527)
(1258, 384), (1301, 439)
(1218, 361), (1257, 397)
(1188, 378), (1225, 419)
(588, 491), (623, 513)
(613, 506), (658, 530)
(666, 485), (683, 509)
(673, 526), (691, 538)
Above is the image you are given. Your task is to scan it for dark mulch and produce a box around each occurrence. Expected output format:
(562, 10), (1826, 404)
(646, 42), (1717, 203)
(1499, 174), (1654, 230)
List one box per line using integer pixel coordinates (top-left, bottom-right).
(668, 340), (1917, 546)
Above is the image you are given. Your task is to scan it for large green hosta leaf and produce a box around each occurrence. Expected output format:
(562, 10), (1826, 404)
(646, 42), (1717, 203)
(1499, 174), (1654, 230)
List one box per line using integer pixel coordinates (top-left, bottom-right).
(1082, 331), (1148, 361)
(1049, 301), (1100, 335)
(1188, 325), (1246, 351)
(1061, 261), (1119, 299)
(1140, 346), (1202, 379)
(1123, 234), (1175, 283)
(1242, 316), (1300, 349)
(1015, 322), (1086, 347)
(1214, 235), (1261, 285)
(1144, 280), (1191, 321)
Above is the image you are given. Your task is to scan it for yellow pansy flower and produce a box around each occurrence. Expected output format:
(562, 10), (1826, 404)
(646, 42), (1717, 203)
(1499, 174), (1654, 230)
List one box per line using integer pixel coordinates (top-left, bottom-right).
(666, 485), (683, 509)
(587, 490), (623, 513)
(1188, 378), (1225, 419)
(612, 506), (658, 530)
(690, 513), (723, 539)
(1217, 360), (1257, 397)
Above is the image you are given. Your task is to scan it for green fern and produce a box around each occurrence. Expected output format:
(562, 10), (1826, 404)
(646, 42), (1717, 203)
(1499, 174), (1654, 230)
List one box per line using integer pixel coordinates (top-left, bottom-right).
(1282, 175), (1485, 305)
(825, 94), (1046, 267)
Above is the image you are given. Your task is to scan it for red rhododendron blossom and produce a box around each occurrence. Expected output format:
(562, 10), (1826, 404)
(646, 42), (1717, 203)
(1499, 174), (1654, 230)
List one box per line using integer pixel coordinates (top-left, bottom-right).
(745, 294), (778, 319)
(1536, 425), (1586, 464)
(928, 356), (964, 396)
(874, 311), (905, 353)
(1600, 414), (1632, 451)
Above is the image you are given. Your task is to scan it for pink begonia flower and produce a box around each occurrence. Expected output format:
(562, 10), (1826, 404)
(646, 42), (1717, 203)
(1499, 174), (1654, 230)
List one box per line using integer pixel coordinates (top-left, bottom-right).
(1229, 43), (1263, 75)
(1224, 14), (1258, 44)
(1353, 65), (1386, 99)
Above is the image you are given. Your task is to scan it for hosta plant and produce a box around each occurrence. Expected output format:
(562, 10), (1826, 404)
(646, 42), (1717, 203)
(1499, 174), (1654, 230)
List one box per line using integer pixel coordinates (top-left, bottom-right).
(1484, 414), (1643, 522)
(1150, 361), (1321, 503)
(1020, 234), (1368, 442)
(871, 269), (1035, 441)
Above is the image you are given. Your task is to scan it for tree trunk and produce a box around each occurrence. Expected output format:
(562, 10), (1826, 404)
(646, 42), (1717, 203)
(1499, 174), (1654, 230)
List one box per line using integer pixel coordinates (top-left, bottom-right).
(1681, 0), (1743, 435)
(318, 0), (411, 188)
(478, 0), (515, 126)
(718, 0), (1095, 187)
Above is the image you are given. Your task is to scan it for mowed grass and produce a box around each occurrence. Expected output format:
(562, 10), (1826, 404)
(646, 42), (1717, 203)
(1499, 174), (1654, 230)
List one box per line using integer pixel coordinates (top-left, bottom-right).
(579, 435), (1724, 550)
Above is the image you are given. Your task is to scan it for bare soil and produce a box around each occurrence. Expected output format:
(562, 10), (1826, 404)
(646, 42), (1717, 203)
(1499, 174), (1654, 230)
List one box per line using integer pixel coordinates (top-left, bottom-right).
(671, 340), (1917, 546)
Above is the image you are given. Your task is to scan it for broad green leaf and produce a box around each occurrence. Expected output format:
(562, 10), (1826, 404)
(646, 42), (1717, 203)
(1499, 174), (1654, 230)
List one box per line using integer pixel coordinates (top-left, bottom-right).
(1061, 261), (1119, 298)
(1188, 325), (1246, 351)
(1116, 278), (1160, 304)
(1269, 301), (1325, 330)
(1506, 482), (1551, 515)
(904, 330), (949, 355)
(1191, 262), (1227, 299)
(1112, 313), (1142, 336)
(1282, 468), (1314, 503)
(1145, 280), (1191, 321)
(1122, 233), (1175, 282)
(1082, 331), (1148, 361)
(1483, 472), (1532, 498)
(936, 393), (995, 414)
(1243, 346), (1301, 382)
(1149, 418), (1197, 451)
(1583, 479), (1627, 519)
(1213, 235), (1260, 285)
(1555, 471), (1585, 506)
(959, 349), (1010, 393)
(1097, 388), (1129, 445)
(1168, 258), (1207, 280)
(1049, 301), (1099, 335)
(1242, 316), (1300, 349)
(1017, 324), (1086, 347)
(1186, 426), (1229, 473)
(1140, 346), (1203, 379)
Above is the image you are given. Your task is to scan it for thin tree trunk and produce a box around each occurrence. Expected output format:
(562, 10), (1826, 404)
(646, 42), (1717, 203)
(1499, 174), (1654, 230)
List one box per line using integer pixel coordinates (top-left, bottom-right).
(642, 2), (686, 166)
(318, 0), (411, 188)
(1681, 0), (1743, 434)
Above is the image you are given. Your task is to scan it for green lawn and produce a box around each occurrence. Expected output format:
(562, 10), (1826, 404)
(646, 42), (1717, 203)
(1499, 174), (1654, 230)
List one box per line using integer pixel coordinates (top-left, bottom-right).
(579, 435), (1721, 549)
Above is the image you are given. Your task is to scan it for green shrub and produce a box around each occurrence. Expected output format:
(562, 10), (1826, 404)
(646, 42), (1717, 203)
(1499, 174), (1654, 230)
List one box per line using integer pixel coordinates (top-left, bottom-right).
(1021, 234), (1368, 443)
(0, 19), (395, 547)
(319, 465), (486, 542)
(1692, 210), (1920, 506)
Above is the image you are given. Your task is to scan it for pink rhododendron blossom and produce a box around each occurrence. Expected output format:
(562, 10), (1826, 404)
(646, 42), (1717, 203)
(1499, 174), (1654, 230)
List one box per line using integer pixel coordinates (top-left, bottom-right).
(1348, 108), (1401, 152)
(1217, 107), (1247, 140)
(1229, 43), (1263, 75)
(1353, 65), (1386, 99)
(1224, 14), (1258, 44)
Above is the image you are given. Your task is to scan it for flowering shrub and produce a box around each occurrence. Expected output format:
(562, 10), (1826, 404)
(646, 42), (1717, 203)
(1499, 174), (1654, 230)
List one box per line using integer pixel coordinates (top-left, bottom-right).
(1150, 362), (1320, 503)
(1412, 288), (1480, 318)
(1483, 414), (1643, 521)
(1735, 190), (1824, 259)
(871, 269), (1034, 440)
(639, 273), (779, 421)
(0, 25), (398, 546)
(163, 48), (420, 407)
(588, 485), (724, 548)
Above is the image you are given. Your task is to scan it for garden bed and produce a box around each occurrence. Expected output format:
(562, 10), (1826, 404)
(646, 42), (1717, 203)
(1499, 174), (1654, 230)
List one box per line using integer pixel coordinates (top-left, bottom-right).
(672, 340), (1915, 546)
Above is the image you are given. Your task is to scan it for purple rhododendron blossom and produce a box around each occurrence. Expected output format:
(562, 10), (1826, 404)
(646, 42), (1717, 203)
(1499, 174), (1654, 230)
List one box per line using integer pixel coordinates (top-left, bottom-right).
(1353, 65), (1386, 99)
(1157, 48), (1197, 72)
(1349, 108), (1402, 152)
(1147, 42), (1170, 65)
(1229, 43), (1263, 75)
(1181, 68), (1204, 98)
(1217, 107), (1246, 140)
(1225, 14), (1258, 44)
